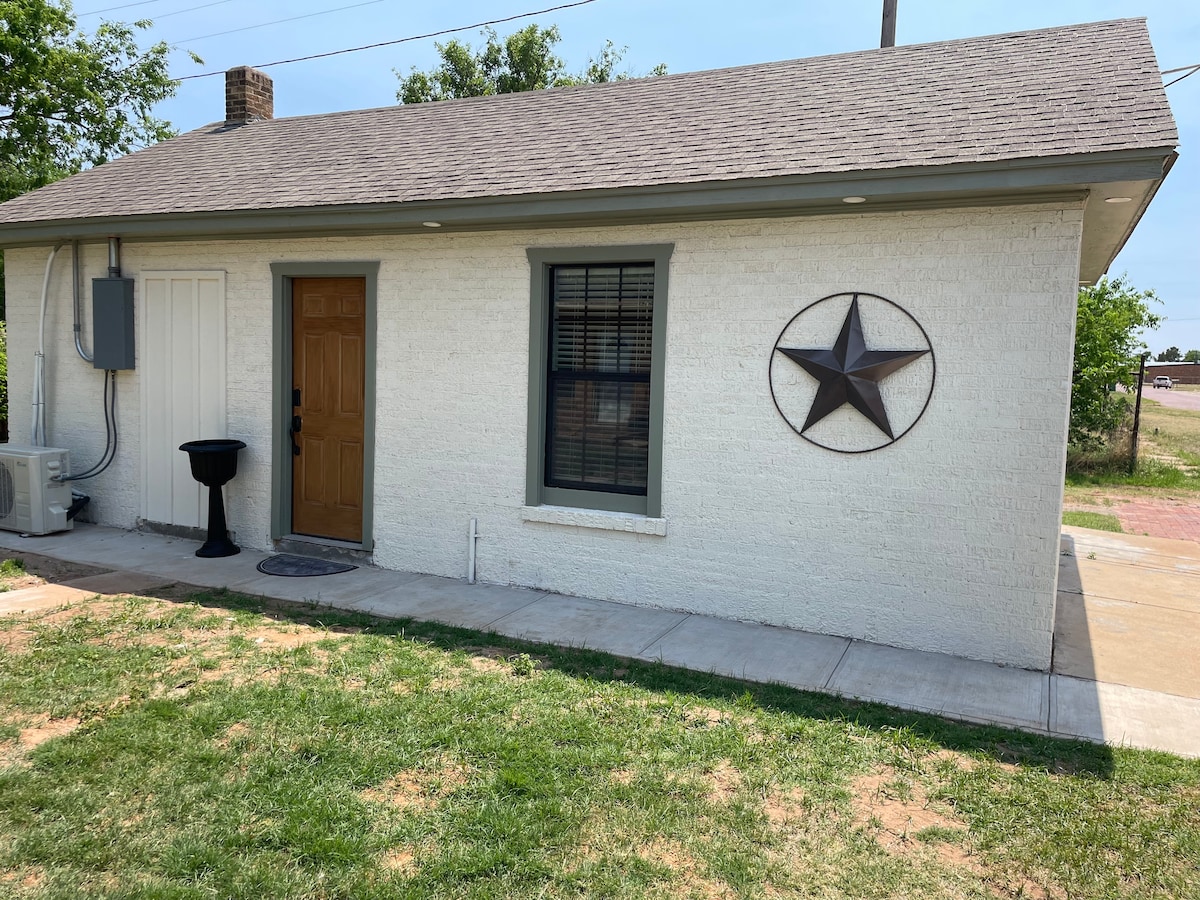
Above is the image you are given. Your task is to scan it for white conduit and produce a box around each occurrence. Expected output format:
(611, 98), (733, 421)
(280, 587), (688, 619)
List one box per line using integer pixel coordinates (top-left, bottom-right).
(31, 244), (64, 447)
(468, 518), (479, 584)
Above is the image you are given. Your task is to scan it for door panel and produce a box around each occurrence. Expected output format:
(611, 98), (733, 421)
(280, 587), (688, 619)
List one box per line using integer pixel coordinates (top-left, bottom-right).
(141, 271), (227, 528)
(291, 277), (366, 542)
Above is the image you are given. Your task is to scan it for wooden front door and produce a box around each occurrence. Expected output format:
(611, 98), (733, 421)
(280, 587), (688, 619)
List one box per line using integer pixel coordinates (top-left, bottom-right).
(291, 277), (366, 542)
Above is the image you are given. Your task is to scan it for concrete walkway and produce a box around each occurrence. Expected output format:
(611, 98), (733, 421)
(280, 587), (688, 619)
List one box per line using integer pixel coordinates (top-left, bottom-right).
(2, 523), (1198, 758)
(1056, 526), (1200, 700)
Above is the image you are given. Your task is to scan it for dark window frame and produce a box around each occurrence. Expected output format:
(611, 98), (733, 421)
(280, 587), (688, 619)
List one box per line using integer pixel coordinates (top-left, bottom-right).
(526, 245), (673, 517)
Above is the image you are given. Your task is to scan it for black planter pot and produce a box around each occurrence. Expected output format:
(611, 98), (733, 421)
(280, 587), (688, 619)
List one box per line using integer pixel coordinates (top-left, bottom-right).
(178, 439), (247, 558)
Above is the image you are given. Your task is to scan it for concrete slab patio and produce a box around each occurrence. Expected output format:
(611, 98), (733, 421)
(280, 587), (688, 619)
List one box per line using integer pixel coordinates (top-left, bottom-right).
(1057, 526), (1200, 700)
(1, 522), (1197, 758)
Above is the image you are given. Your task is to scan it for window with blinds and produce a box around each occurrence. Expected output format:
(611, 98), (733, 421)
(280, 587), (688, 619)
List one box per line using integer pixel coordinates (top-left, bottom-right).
(546, 263), (655, 495)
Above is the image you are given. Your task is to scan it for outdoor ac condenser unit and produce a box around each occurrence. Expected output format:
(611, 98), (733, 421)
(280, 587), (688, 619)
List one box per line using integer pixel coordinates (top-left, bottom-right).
(0, 446), (73, 536)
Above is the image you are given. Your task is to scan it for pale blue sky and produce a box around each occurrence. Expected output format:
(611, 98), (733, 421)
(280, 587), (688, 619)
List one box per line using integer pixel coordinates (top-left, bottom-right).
(84, 0), (1199, 353)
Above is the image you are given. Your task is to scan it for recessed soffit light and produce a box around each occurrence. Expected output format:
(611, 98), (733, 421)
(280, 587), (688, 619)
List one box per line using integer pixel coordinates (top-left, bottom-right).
(842, 196), (867, 204)
(422, 221), (442, 227)
(1104, 197), (1133, 204)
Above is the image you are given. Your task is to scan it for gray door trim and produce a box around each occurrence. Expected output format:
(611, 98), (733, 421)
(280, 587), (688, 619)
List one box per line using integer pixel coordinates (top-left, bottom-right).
(270, 261), (380, 551)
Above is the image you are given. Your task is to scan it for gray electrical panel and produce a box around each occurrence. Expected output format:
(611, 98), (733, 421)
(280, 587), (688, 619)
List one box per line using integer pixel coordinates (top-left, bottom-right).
(92, 277), (136, 370)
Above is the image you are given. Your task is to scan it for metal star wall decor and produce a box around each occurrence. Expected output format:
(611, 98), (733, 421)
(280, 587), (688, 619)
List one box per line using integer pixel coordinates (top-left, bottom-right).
(769, 292), (936, 453)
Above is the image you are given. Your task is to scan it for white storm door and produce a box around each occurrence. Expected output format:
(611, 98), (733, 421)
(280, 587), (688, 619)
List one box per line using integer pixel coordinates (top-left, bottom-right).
(140, 271), (227, 528)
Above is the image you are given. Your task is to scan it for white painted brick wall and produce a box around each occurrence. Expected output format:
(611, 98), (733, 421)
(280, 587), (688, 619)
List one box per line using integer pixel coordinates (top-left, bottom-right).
(4, 202), (1082, 669)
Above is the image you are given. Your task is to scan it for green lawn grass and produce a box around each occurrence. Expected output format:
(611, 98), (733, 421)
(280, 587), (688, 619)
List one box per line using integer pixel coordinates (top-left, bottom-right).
(1065, 395), (1200, 492)
(1140, 397), (1200, 470)
(1065, 457), (1200, 491)
(1066, 394), (1200, 492)
(2, 587), (1198, 899)
(1061, 511), (1124, 532)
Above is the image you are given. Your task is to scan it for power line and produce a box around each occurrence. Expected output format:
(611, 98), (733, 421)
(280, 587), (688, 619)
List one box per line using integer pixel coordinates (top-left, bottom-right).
(175, 0), (599, 81)
(1163, 64), (1198, 89)
(78, 0), (164, 15)
(171, 0), (389, 43)
(156, 0), (237, 21)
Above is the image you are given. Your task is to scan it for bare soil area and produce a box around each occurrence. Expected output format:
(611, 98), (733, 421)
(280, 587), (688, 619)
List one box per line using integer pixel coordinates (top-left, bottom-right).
(0, 553), (111, 592)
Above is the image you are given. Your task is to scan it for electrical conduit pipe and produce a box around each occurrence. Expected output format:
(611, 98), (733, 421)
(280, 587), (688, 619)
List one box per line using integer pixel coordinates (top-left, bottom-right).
(32, 244), (64, 446)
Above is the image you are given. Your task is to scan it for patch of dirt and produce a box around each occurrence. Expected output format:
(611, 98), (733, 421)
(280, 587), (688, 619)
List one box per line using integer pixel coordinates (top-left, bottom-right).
(0, 627), (36, 654)
(763, 786), (806, 826)
(361, 758), (472, 810)
(428, 673), (467, 692)
(683, 706), (728, 728)
(927, 748), (977, 769)
(636, 838), (734, 899)
(19, 716), (81, 748)
(30, 599), (126, 626)
(0, 868), (45, 890)
(379, 847), (418, 876)
(994, 879), (1067, 900)
(1, 714), (81, 767)
(1, 574), (44, 592)
(610, 768), (635, 785)
(705, 760), (742, 804)
(215, 722), (252, 750)
(0, 552), (111, 589)
(465, 648), (511, 674)
(466, 647), (550, 675)
(851, 767), (963, 848)
(243, 625), (337, 649)
(848, 765), (1066, 900)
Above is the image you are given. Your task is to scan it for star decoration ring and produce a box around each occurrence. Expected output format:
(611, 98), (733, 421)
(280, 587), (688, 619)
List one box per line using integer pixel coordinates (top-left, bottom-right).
(769, 292), (936, 453)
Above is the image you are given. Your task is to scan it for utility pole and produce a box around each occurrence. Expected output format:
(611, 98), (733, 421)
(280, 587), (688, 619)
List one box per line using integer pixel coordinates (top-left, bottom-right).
(881, 0), (897, 48)
(1129, 353), (1147, 474)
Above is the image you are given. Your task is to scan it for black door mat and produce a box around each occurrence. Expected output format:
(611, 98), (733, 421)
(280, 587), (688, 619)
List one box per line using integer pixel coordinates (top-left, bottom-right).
(257, 555), (357, 577)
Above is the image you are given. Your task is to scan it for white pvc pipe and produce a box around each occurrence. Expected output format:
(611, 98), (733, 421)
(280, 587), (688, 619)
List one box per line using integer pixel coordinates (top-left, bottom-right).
(32, 244), (63, 446)
(468, 518), (478, 584)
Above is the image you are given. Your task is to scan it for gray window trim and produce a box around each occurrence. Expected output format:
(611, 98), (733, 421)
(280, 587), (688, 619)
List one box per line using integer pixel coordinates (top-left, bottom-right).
(525, 244), (673, 518)
(270, 261), (380, 550)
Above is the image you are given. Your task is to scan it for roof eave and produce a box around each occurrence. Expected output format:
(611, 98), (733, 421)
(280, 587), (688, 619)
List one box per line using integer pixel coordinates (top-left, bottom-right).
(0, 148), (1174, 264)
(1077, 150), (1178, 285)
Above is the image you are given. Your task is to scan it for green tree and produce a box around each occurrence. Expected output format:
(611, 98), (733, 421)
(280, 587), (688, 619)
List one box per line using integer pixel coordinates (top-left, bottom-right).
(1, 0), (179, 316)
(1156, 346), (1182, 362)
(1184, 349), (1200, 363)
(396, 25), (665, 103)
(1070, 275), (1161, 446)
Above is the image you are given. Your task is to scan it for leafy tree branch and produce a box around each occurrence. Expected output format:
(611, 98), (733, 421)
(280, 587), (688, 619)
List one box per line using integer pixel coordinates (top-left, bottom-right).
(1070, 274), (1161, 447)
(396, 25), (666, 103)
(0, 0), (180, 318)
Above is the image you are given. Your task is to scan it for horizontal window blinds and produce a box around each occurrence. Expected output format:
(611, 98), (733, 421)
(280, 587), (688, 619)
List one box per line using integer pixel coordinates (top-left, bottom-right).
(547, 264), (654, 495)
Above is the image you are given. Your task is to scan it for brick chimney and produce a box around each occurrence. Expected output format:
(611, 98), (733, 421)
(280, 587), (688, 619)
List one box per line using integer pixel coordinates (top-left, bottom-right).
(225, 66), (273, 125)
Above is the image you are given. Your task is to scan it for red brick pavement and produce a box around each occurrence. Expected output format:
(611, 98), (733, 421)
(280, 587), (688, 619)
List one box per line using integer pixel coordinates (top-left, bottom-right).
(1112, 499), (1200, 543)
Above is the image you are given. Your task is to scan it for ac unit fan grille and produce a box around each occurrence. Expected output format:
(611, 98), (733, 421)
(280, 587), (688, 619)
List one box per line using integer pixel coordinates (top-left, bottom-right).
(0, 461), (13, 521)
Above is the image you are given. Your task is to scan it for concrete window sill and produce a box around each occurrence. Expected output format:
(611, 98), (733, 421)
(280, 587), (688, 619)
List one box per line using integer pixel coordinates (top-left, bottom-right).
(520, 505), (667, 536)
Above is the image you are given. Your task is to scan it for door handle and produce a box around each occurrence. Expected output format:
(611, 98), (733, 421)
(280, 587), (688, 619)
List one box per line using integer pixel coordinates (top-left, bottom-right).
(289, 415), (301, 456)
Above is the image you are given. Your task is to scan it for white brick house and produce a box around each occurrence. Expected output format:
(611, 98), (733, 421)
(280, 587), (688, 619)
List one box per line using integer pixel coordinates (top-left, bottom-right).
(0, 20), (1177, 670)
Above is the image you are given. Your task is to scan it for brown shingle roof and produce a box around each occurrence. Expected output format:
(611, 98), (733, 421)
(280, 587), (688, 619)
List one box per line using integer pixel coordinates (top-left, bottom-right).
(0, 18), (1177, 225)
